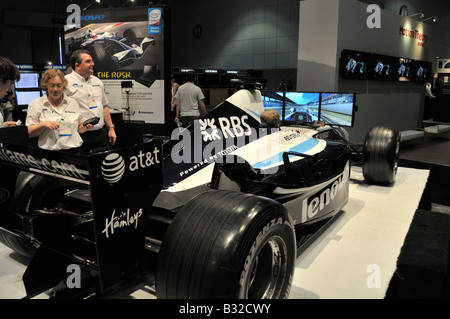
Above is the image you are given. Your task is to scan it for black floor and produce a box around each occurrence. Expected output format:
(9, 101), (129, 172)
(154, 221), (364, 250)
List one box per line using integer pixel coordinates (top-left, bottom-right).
(399, 133), (450, 207)
(387, 132), (450, 298)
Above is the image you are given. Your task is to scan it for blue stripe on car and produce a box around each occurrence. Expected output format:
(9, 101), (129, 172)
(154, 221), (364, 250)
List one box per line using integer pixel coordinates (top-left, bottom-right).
(252, 138), (320, 169)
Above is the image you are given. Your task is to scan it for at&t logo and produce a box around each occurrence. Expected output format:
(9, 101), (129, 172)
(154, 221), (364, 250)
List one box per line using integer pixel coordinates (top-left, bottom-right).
(101, 148), (161, 184)
(101, 153), (125, 184)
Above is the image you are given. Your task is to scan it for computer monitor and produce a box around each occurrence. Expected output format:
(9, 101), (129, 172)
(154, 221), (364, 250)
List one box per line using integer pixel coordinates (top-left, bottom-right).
(283, 92), (320, 124)
(15, 72), (40, 89)
(15, 90), (41, 106)
(261, 91), (284, 118)
(319, 93), (356, 127)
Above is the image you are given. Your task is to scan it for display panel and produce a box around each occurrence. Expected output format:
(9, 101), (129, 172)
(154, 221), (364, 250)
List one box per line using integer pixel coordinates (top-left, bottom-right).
(340, 49), (370, 80)
(319, 93), (356, 127)
(283, 92), (320, 123)
(396, 58), (414, 82)
(15, 72), (40, 89)
(261, 91), (284, 118)
(413, 60), (432, 83)
(15, 90), (41, 106)
(370, 54), (396, 81)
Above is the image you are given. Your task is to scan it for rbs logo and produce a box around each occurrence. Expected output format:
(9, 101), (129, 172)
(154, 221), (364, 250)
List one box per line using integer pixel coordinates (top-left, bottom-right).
(200, 115), (252, 142)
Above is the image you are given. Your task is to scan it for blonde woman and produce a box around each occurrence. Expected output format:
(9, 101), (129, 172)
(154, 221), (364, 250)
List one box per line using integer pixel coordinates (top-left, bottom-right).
(26, 69), (93, 151)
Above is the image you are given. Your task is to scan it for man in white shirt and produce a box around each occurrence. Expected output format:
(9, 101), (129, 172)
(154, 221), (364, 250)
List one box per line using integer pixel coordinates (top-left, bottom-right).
(174, 71), (206, 127)
(65, 49), (116, 152)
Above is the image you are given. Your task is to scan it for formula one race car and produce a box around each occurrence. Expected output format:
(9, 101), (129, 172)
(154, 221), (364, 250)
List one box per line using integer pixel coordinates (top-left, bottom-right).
(66, 28), (155, 70)
(0, 81), (400, 299)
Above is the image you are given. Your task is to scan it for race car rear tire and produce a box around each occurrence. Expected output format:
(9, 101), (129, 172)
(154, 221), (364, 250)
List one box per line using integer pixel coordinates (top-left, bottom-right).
(0, 172), (81, 258)
(362, 126), (400, 185)
(155, 190), (296, 299)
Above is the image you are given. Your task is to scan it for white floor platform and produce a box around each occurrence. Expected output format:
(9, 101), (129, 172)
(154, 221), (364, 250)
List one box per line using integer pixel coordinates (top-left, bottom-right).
(0, 166), (429, 299)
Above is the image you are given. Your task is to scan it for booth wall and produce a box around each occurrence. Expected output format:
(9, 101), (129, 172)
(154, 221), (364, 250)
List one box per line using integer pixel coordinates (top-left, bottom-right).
(297, 0), (432, 141)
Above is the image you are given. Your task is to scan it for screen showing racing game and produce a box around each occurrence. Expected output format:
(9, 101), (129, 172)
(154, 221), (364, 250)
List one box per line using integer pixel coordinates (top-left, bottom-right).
(283, 92), (320, 123)
(15, 72), (40, 89)
(319, 93), (355, 127)
(261, 91), (284, 117)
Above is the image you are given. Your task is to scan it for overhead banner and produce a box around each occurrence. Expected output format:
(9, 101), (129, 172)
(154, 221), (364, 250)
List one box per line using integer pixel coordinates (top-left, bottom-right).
(64, 6), (167, 124)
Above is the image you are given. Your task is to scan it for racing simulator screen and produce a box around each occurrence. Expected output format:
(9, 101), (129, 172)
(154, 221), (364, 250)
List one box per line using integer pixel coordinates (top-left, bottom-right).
(261, 91), (284, 117)
(319, 93), (356, 127)
(15, 72), (40, 89)
(283, 92), (320, 124)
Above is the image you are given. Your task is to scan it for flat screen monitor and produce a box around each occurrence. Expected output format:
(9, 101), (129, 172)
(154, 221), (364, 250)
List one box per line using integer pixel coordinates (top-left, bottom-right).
(261, 91), (284, 117)
(340, 49), (370, 80)
(15, 72), (40, 89)
(283, 92), (320, 123)
(15, 90), (41, 106)
(319, 93), (356, 127)
(413, 60), (432, 83)
(370, 54), (396, 81)
(396, 58), (414, 82)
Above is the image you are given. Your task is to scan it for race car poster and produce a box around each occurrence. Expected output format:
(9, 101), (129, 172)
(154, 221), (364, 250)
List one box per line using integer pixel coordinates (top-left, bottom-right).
(64, 7), (167, 124)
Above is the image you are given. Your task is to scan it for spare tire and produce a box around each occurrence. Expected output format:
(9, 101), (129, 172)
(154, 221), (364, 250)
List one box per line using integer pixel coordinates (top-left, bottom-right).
(156, 190), (296, 299)
(362, 126), (400, 185)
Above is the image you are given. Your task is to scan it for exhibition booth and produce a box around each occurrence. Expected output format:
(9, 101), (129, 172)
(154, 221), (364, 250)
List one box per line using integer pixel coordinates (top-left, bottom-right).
(0, 0), (448, 300)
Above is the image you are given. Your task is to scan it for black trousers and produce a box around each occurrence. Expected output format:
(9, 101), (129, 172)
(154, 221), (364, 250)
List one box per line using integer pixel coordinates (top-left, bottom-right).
(80, 126), (110, 154)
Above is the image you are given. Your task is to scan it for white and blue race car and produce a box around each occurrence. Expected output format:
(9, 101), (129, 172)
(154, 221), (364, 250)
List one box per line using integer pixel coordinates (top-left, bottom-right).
(0, 81), (399, 299)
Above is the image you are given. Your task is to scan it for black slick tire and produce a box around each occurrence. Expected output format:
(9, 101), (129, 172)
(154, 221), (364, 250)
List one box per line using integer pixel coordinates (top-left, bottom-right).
(155, 190), (296, 299)
(362, 126), (400, 185)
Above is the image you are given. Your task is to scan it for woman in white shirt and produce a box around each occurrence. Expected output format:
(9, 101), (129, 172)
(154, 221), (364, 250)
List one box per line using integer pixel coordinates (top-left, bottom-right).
(26, 69), (92, 151)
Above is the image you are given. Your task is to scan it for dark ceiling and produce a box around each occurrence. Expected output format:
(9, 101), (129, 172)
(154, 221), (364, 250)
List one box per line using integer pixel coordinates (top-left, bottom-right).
(0, 0), (170, 13)
(70, 0), (168, 10)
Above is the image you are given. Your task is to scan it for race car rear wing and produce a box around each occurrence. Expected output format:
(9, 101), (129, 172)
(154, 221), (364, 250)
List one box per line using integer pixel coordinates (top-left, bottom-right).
(0, 126), (164, 296)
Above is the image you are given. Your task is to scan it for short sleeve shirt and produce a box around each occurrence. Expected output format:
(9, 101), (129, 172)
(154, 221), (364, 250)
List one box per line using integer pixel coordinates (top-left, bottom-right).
(26, 94), (85, 150)
(65, 72), (109, 131)
(174, 82), (205, 117)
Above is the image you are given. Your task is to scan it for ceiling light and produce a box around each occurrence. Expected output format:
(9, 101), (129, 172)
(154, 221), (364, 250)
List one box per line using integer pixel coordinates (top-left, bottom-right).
(422, 16), (438, 23)
(408, 12), (424, 19)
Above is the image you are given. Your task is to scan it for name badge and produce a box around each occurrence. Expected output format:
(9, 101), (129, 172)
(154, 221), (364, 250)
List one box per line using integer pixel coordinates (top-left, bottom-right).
(88, 99), (98, 110)
(58, 124), (73, 138)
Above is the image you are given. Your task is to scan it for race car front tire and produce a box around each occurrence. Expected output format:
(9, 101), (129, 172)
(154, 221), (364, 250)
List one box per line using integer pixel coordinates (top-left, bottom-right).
(155, 190), (296, 299)
(362, 126), (400, 185)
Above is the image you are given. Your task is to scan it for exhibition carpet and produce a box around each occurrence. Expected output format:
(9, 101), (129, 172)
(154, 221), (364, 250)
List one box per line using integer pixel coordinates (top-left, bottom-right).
(386, 134), (450, 298)
(386, 209), (450, 299)
(399, 135), (450, 206)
